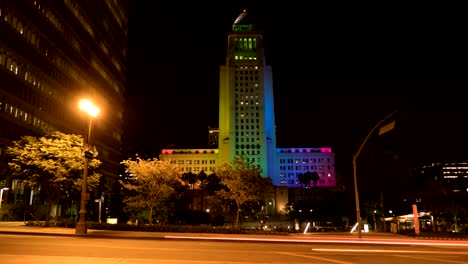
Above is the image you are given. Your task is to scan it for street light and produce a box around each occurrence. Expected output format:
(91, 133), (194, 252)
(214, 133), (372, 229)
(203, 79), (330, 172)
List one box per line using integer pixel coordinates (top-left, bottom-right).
(0, 188), (9, 208)
(75, 99), (100, 235)
(353, 110), (397, 238)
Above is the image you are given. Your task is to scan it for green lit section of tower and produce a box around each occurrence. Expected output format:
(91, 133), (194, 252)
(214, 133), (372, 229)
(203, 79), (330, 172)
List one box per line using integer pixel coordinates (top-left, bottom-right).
(219, 10), (277, 178)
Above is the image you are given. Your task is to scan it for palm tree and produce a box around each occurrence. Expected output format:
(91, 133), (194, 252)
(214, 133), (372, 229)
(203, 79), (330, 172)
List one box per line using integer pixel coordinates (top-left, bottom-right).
(297, 173), (307, 200)
(181, 172), (197, 210)
(197, 170), (207, 210)
(309, 171), (320, 187)
(306, 171), (320, 201)
(298, 171), (320, 201)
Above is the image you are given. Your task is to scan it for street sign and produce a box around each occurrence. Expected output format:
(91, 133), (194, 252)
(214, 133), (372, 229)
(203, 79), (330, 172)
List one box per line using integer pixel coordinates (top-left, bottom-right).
(85, 151), (93, 159)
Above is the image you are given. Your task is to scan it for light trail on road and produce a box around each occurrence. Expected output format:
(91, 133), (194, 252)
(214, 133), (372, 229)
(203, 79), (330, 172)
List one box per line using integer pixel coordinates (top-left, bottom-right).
(164, 235), (468, 247)
(312, 248), (468, 255)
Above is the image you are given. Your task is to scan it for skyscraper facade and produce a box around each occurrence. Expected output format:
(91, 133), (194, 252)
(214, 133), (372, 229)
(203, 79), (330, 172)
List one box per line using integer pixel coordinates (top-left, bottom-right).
(218, 10), (277, 179)
(159, 10), (336, 211)
(0, 1), (127, 210)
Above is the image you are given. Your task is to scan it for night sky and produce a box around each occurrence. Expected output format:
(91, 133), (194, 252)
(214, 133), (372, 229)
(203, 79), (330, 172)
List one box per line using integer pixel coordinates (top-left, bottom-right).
(125, 1), (468, 190)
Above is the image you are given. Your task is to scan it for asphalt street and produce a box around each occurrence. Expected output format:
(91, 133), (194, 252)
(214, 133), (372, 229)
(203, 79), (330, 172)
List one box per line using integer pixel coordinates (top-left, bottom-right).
(1, 225), (468, 264)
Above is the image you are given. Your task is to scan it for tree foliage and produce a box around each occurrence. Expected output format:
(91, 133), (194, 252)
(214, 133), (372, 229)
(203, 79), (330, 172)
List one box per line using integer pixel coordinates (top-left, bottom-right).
(6, 131), (101, 225)
(297, 171), (320, 200)
(215, 156), (273, 228)
(297, 171), (320, 187)
(181, 171), (197, 209)
(120, 157), (182, 224)
(180, 170), (214, 211)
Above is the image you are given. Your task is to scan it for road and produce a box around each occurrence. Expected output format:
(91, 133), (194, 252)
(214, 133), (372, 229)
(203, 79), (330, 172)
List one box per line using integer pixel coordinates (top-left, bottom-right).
(1, 233), (467, 264)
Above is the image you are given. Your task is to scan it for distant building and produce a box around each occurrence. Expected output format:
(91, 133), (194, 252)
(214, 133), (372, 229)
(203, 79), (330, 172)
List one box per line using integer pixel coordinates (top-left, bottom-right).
(275, 148), (336, 188)
(0, 1), (127, 216)
(159, 10), (336, 213)
(208, 126), (219, 147)
(415, 162), (468, 194)
(160, 149), (219, 175)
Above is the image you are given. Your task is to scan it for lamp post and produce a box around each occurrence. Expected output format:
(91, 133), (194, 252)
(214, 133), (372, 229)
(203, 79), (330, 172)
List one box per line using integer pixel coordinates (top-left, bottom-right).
(75, 99), (100, 235)
(0, 188), (9, 208)
(353, 110), (397, 238)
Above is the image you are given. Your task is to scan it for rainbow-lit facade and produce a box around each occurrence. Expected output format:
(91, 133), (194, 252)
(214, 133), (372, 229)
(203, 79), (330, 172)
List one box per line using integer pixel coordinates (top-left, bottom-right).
(159, 10), (336, 191)
(275, 148), (335, 188)
(218, 10), (277, 179)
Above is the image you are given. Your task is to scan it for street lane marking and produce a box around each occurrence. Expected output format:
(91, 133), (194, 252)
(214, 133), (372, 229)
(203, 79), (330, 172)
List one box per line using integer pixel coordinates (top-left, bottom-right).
(163, 236), (468, 247)
(312, 248), (468, 255)
(393, 254), (468, 264)
(276, 252), (354, 264)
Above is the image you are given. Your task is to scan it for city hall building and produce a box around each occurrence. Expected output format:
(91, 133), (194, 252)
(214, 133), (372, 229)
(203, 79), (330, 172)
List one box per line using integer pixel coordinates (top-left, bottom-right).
(159, 10), (336, 214)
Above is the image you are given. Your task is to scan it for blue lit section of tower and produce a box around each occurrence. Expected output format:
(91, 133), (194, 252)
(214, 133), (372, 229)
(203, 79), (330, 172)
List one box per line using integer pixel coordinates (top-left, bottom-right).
(218, 10), (277, 178)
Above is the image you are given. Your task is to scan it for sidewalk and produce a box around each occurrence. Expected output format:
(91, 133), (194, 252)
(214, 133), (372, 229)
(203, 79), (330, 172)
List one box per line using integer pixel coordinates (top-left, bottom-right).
(1, 221), (465, 244)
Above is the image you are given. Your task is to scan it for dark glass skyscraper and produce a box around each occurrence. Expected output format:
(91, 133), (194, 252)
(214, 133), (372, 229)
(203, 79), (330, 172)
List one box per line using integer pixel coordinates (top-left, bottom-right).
(0, 1), (127, 214)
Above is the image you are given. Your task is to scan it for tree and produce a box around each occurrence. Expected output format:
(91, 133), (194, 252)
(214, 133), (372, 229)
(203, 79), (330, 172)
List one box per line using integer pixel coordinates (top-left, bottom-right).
(180, 170), (211, 211)
(410, 168), (452, 232)
(197, 170), (208, 210)
(215, 156), (273, 228)
(181, 171), (197, 210)
(6, 131), (101, 226)
(440, 204), (468, 233)
(297, 171), (320, 200)
(364, 200), (381, 231)
(309, 171), (320, 187)
(307, 171), (320, 201)
(119, 157), (182, 224)
(297, 173), (308, 188)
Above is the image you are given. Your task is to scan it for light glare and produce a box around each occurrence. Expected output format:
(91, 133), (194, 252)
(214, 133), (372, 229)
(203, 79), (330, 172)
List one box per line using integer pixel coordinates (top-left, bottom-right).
(79, 99), (100, 117)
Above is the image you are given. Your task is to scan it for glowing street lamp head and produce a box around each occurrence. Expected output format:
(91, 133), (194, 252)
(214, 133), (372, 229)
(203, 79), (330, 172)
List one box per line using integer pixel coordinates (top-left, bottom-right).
(78, 99), (100, 118)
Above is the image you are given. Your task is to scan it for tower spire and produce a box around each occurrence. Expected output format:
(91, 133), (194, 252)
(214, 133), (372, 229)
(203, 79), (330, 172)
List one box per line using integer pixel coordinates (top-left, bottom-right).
(232, 9), (254, 32)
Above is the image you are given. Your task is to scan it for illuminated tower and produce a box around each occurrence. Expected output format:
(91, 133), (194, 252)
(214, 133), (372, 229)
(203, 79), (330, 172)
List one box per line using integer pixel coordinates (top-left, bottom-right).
(218, 10), (277, 178)
(161, 9), (336, 195)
